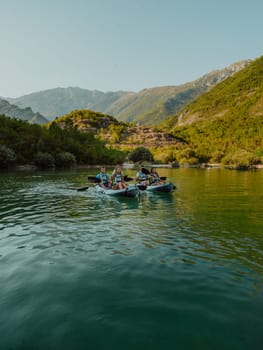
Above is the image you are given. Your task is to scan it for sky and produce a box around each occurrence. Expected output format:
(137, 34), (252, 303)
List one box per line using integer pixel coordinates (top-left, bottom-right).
(0, 0), (262, 97)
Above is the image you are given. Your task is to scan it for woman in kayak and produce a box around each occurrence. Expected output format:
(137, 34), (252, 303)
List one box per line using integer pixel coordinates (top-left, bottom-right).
(149, 167), (161, 185)
(110, 165), (128, 190)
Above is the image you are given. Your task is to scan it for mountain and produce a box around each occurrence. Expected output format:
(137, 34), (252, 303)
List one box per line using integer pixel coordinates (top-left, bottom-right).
(7, 87), (129, 121)
(5, 60), (251, 125)
(104, 60), (251, 124)
(161, 55), (263, 165)
(0, 98), (48, 124)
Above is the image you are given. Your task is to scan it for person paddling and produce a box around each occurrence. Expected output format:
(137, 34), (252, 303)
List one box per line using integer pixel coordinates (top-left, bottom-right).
(96, 166), (111, 189)
(136, 164), (149, 186)
(149, 167), (161, 185)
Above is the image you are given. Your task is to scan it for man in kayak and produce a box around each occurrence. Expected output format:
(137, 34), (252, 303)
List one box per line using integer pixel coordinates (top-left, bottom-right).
(136, 164), (150, 186)
(96, 166), (111, 189)
(110, 165), (128, 190)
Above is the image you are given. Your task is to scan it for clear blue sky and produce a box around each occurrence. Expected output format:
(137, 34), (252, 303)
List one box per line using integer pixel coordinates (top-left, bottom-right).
(0, 0), (262, 97)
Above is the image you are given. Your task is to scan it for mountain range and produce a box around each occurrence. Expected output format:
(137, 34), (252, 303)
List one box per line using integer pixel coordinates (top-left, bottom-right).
(1, 55), (262, 168)
(3, 59), (250, 125)
(0, 98), (48, 124)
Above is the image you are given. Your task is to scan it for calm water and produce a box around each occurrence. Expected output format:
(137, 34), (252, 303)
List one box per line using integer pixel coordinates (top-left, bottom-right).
(0, 168), (263, 350)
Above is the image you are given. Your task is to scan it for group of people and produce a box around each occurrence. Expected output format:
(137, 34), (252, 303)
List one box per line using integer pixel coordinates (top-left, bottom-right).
(95, 165), (128, 190)
(95, 164), (163, 190)
(135, 164), (162, 186)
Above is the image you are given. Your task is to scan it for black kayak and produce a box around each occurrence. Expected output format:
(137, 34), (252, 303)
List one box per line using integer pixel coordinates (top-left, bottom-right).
(145, 182), (176, 193)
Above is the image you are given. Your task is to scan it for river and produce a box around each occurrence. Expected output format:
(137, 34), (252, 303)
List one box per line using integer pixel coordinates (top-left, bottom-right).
(0, 167), (262, 349)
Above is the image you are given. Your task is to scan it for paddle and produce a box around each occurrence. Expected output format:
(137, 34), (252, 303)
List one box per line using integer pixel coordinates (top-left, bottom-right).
(67, 185), (89, 191)
(136, 184), (147, 191)
(124, 175), (133, 182)
(160, 176), (167, 181)
(77, 186), (89, 191)
(87, 176), (101, 183)
(141, 167), (150, 175)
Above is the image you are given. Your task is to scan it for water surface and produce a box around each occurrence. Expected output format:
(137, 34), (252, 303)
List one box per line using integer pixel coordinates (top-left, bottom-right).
(0, 168), (263, 349)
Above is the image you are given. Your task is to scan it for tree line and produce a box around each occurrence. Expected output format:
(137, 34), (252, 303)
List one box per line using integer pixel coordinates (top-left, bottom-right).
(0, 115), (126, 169)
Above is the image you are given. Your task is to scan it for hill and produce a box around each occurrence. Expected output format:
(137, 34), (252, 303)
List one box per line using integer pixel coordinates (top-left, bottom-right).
(5, 60), (250, 125)
(7, 87), (129, 121)
(161, 56), (263, 166)
(0, 98), (48, 124)
(52, 109), (181, 151)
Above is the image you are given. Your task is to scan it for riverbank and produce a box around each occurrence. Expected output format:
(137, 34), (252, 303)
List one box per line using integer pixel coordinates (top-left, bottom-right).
(4, 162), (263, 172)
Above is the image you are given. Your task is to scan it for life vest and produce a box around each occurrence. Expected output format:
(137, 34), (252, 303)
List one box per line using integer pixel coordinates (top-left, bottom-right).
(150, 173), (159, 183)
(112, 173), (123, 184)
(137, 171), (147, 181)
(97, 173), (109, 184)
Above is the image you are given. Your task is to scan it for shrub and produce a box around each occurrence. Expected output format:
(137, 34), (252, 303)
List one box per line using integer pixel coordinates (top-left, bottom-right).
(55, 152), (76, 168)
(176, 148), (199, 165)
(222, 150), (259, 168)
(34, 152), (55, 169)
(128, 147), (154, 163)
(210, 150), (225, 163)
(0, 145), (16, 169)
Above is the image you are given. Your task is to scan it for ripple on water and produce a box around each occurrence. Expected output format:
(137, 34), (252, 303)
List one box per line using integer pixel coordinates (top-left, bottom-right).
(1, 170), (263, 349)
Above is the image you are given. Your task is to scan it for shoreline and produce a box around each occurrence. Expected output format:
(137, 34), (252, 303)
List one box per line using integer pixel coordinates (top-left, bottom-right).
(5, 162), (263, 172)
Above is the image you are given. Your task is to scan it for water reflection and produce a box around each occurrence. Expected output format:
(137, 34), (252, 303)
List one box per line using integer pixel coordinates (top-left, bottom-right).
(0, 169), (263, 272)
(1, 169), (263, 350)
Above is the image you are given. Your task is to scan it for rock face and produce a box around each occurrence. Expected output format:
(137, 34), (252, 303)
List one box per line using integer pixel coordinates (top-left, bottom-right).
(54, 110), (182, 150)
(0, 98), (48, 124)
(103, 125), (181, 149)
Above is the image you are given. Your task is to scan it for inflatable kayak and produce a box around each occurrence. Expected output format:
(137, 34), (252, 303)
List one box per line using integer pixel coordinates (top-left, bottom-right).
(146, 182), (175, 193)
(95, 184), (139, 197)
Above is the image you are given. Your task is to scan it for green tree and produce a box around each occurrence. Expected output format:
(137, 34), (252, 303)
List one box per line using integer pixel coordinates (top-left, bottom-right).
(128, 147), (154, 163)
(34, 152), (55, 169)
(55, 152), (76, 168)
(0, 145), (16, 169)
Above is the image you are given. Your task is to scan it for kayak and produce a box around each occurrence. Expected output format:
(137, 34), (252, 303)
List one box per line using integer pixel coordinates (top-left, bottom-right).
(146, 182), (175, 193)
(95, 184), (139, 197)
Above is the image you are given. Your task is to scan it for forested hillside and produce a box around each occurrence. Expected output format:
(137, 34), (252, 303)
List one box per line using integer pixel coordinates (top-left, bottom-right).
(53, 110), (181, 151)
(0, 115), (125, 168)
(161, 56), (263, 167)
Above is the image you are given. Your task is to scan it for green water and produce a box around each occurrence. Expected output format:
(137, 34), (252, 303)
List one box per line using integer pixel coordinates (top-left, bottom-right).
(0, 168), (262, 350)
